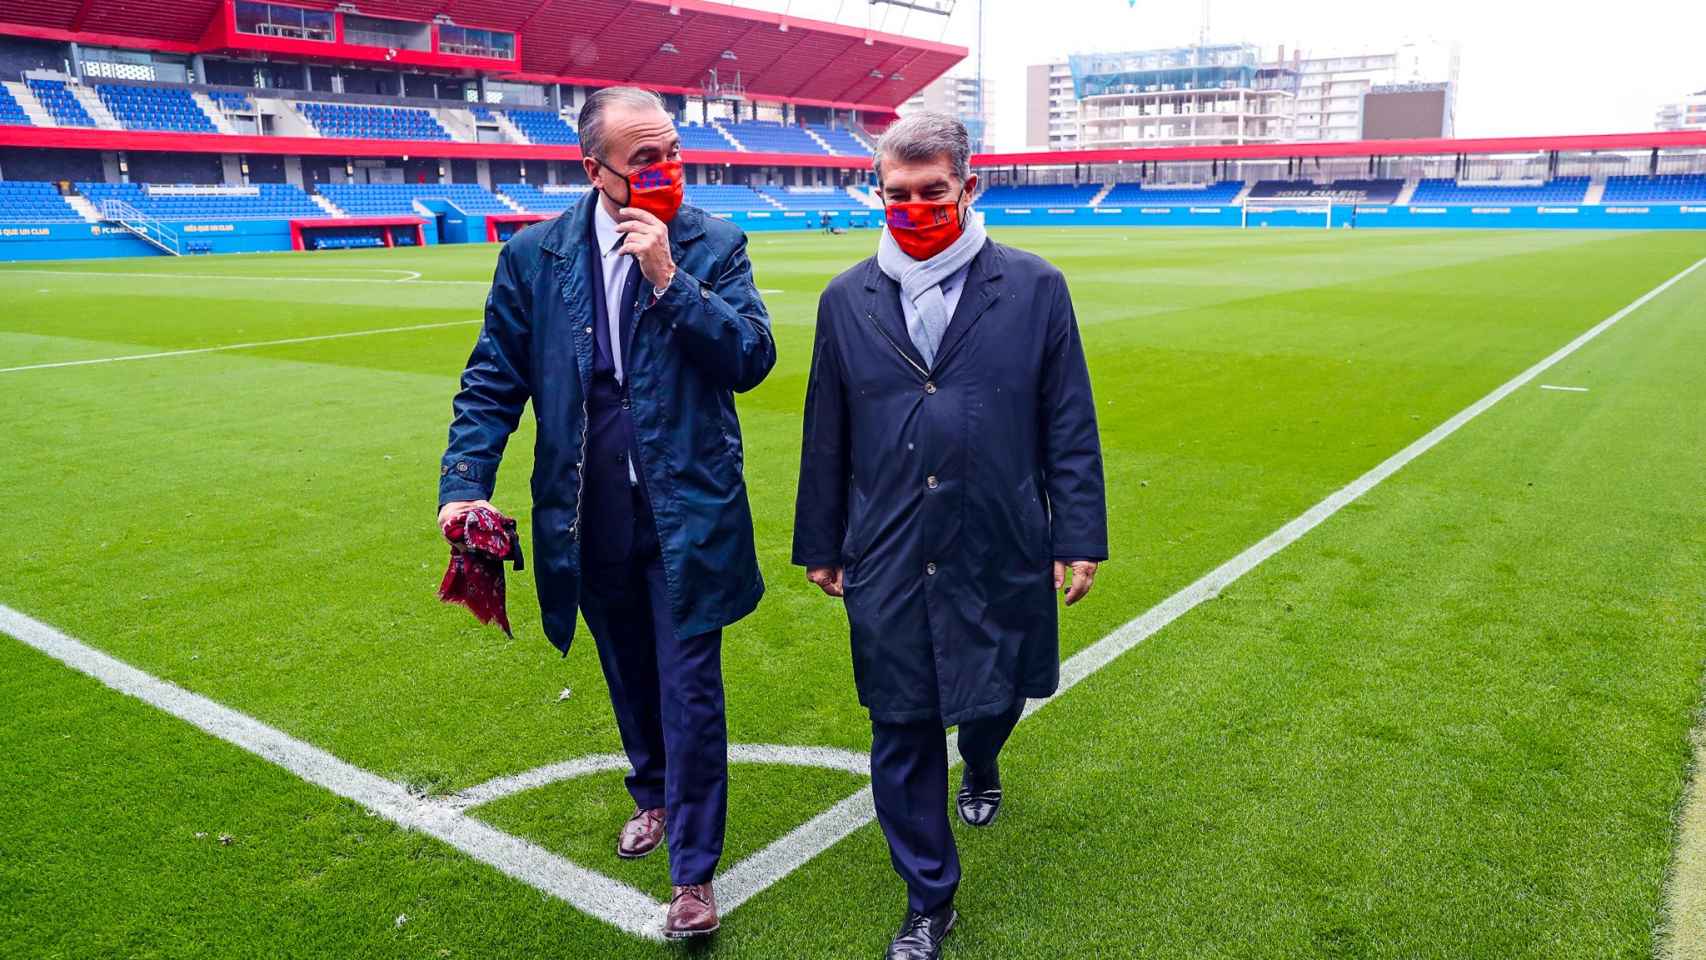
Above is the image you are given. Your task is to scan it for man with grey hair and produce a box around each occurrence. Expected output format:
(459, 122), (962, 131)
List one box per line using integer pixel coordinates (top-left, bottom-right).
(793, 111), (1107, 959)
(437, 85), (774, 939)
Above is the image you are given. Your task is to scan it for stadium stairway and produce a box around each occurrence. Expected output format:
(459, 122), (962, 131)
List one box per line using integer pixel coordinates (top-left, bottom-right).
(67, 82), (122, 130)
(711, 121), (745, 151)
(190, 92), (237, 134)
(1394, 179), (1420, 205)
(1583, 180), (1607, 205)
(490, 111), (529, 145)
(310, 194), (346, 217)
(2, 81), (48, 126)
(64, 193), (101, 223)
(802, 127), (836, 154)
(1088, 183), (1115, 207)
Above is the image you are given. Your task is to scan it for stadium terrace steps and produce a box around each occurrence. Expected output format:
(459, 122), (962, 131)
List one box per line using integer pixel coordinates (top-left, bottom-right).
(316, 182), (511, 217)
(310, 194), (346, 218)
(489, 111), (530, 146)
(1088, 183), (1116, 207)
(296, 102), (452, 141)
(807, 124), (873, 157)
(25, 78), (97, 128)
(716, 120), (830, 155)
(496, 182), (588, 214)
(757, 186), (869, 212)
(679, 122), (737, 153)
(63, 194), (101, 223)
(1101, 181), (1245, 205)
(980, 184), (1106, 208)
(504, 109), (577, 146)
(191, 92), (237, 135)
(68, 83), (122, 130)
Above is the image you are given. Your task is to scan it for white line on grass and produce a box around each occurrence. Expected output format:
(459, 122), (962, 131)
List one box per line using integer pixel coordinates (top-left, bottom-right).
(0, 268), (486, 286)
(0, 319), (481, 374)
(0, 605), (664, 938)
(1, 255), (1700, 938)
(1540, 384), (1590, 392)
(712, 253), (1706, 914)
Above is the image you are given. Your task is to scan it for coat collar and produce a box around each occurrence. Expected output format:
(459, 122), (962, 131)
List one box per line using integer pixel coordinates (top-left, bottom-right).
(862, 239), (1007, 376)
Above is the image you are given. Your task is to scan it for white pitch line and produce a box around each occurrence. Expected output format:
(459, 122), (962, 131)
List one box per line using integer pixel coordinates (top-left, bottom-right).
(0, 268), (486, 286)
(711, 253), (1706, 914)
(0, 319), (480, 374)
(1540, 384), (1590, 392)
(0, 604), (665, 939)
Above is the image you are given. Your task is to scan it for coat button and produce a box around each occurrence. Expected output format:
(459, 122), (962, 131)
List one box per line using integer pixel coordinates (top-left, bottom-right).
(584, 326), (593, 334)
(455, 462), (468, 474)
(700, 286), (711, 300)
(926, 475), (939, 490)
(924, 382), (937, 394)
(925, 562), (937, 576)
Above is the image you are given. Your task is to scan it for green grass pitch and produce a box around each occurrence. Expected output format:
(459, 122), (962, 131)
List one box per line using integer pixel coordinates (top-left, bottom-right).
(3, 226), (1705, 959)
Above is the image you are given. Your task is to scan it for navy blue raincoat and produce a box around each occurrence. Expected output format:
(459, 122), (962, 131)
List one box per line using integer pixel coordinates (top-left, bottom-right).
(440, 193), (775, 652)
(792, 240), (1108, 727)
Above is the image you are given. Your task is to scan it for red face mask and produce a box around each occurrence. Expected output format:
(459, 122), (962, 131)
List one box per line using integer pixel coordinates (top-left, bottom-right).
(884, 190), (966, 260)
(601, 157), (685, 223)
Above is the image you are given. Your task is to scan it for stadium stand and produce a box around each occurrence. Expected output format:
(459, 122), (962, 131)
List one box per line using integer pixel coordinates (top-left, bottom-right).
(505, 108), (577, 145)
(317, 182), (511, 216)
(979, 184), (1105, 207)
(469, 105), (494, 121)
(808, 124), (872, 156)
(497, 182), (588, 213)
(718, 120), (830, 155)
(95, 83), (217, 133)
(27, 78), (96, 127)
(206, 89), (253, 112)
(0, 181), (82, 221)
(1246, 179), (1404, 203)
(1601, 174), (1706, 203)
(1409, 177), (1590, 204)
(678, 122), (733, 152)
(757, 186), (867, 211)
(0, 85), (32, 126)
(684, 184), (776, 212)
(77, 182), (323, 220)
(1102, 181), (1244, 204)
(297, 102), (450, 141)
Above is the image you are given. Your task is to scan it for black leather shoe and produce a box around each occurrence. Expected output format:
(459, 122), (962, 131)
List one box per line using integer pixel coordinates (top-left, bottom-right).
(886, 905), (957, 960)
(957, 762), (1002, 827)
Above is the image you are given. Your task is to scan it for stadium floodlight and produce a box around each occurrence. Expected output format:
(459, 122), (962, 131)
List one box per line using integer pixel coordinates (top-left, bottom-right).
(869, 0), (957, 15)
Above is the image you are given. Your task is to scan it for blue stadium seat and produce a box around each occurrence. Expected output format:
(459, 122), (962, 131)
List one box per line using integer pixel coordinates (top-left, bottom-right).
(1099, 181), (1243, 205)
(505, 108), (577, 145)
(207, 89), (255, 113)
(0, 84), (32, 127)
(297, 102), (452, 141)
(979, 184), (1107, 207)
(1246, 179), (1403, 204)
(0, 181), (82, 222)
(497, 182), (589, 213)
(95, 83), (218, 133)
(756, 186), (869, 212)
(26, 79), (96, 127)
(1601, 174), (1706, 204)
(716, 120), (830, 155)
(678, 122), (734, 152)
(317, 182), (512, 216)
(806, 124), (873, 156)
(683, 184), (775, 212)
(1409, 177), (1590, 205)
(76, 182), (322, 220)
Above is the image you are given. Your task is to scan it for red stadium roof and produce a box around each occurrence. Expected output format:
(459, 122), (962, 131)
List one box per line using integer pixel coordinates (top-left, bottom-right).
(973, 131), (1706, 167)
(0, 0), (966, 113)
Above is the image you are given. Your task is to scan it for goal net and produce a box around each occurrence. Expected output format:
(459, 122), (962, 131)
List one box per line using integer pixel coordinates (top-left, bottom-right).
(1241, 196), (1336, 230)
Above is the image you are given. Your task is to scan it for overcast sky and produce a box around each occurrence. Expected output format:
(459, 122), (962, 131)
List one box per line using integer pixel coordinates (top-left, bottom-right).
(719, 0), (1704, 149)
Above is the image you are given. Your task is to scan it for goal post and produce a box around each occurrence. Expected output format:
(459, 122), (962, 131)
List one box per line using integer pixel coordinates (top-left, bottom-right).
(1240, 196), (1338, 230)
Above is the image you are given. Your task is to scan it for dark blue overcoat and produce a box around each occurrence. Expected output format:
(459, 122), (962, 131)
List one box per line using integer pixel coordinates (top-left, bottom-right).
(440, 193), (775, 652)
(792, 240), (1108, 727)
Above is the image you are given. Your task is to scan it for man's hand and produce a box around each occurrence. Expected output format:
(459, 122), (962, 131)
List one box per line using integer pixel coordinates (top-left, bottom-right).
(1054, 560), (1099, 606)
(806, 566), (844, 598)
(438, 499), (493, 543)
(616, 207), (676, 292)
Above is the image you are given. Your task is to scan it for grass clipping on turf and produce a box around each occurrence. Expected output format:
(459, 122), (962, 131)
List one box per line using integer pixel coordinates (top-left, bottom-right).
(1661, 711), (1706, 960)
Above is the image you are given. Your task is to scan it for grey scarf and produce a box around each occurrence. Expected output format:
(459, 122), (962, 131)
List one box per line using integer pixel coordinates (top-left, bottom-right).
(876, 208), (988, 369)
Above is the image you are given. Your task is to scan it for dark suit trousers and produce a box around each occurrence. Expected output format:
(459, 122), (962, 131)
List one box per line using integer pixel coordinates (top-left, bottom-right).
(870, 697), (1024, 912)
(579, 487), (728, 887)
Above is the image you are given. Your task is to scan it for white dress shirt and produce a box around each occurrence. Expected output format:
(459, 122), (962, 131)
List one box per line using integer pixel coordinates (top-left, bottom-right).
(592, 201), (644, 486)
(593, 200), (638, 386)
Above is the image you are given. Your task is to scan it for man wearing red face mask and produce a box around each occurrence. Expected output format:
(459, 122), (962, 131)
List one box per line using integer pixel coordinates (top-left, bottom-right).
(793, 112), (1108, 960)
(437, 86), (774, 939)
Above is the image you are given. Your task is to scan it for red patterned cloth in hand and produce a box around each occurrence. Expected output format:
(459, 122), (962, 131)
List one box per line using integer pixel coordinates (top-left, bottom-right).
(438, 506), (526, 636)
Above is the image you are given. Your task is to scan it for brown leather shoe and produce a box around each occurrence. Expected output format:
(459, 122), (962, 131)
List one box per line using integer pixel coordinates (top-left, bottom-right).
(663, 883), (719, 939)
(617, 807), (665, 859)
